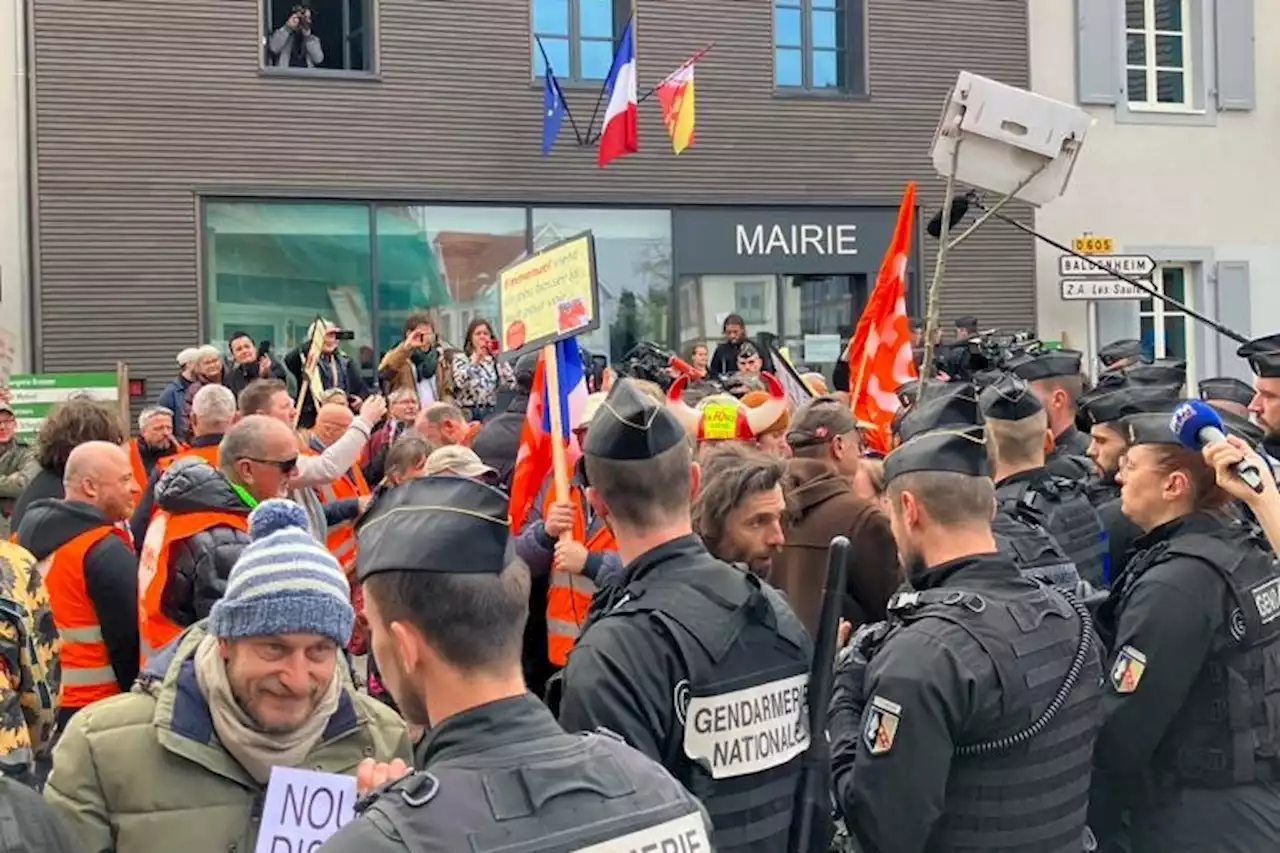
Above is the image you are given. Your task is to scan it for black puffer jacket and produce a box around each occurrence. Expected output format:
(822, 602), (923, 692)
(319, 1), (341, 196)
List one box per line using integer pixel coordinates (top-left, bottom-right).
(471, 393), (530, 487)
(152, 459), (251, 628)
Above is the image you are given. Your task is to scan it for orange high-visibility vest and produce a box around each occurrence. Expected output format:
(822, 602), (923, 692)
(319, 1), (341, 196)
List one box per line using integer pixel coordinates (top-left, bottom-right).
(310, 450), (370, 573)
(156, 443), (219, 473)
(544, 484), (616, 667)
(137, 509), (248, 661)
(36, 525), (130, 708)
(128, 440), (185, 495)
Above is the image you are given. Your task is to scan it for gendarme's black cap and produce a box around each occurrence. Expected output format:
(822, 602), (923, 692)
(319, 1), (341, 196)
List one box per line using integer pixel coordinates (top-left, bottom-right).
(1125, 359), (1186, 388)
(1213, 405), (1264, 445)
(897, 383), (981, 443)
(1199, 376), (1254, 407)
(585, 378), (686, 461)
(356, 476), (512, 581)
(1121, 412), (1181, 447)
(1011, 349), (1083, 381)
(1080, 384), (1180, 427)
(884, 426), (988, 483)
(1098, 339), (1144, 367)
(1237, 333), (1280, 378)
(895, 379), (921, 409)
(979, 374), (1043, 422)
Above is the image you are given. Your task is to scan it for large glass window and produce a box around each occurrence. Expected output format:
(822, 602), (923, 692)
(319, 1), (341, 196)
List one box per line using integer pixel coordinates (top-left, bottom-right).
(204, 201), (373, 367)
(677, 275), (780, 358)
(375, 206), (527, 351)
(773, 0), (865, 92)
(532, 0), (622, 82)
(532, 208), (672, 364)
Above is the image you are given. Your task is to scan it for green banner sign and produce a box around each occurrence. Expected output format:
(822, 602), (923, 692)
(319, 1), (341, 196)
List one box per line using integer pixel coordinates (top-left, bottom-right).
(8, 371), (119, 439)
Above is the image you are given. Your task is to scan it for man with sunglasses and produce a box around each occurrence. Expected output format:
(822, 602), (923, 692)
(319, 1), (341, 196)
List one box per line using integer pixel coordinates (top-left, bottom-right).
(136, 415), (299, 662)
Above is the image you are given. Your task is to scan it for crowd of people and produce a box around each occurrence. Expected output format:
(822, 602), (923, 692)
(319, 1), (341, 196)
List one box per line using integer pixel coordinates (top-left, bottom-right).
(1, 304), (1279, 853)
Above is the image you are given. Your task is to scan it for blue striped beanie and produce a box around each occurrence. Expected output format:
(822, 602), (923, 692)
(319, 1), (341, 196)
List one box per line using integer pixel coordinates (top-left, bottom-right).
(209, 499), (354, 646)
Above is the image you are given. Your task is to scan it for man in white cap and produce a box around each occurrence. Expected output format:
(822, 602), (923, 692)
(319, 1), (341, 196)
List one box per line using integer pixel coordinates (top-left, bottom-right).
(156, 348), (203, 439)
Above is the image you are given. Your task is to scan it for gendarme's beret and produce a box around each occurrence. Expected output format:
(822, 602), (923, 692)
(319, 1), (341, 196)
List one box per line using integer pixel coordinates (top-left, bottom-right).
(979, 373), (1043, 422)
(1098, 339), (1145, 367)
(1011, 349), (1083, 381)
(356, 475), (512, 580)
(1213, 405), (1264, 446)
(584, 378), (686, 461)
(897, 383), (981, 443)
(1237, 333), (1280, 379)
(1121, 412), (1182, 447)
(1199, 376), (1254, 408)
(1125, 359), (1186, 388)
(1080, 384), (1180, 427)
(895, 379), (921, 409)
(884, 426), (988, 483)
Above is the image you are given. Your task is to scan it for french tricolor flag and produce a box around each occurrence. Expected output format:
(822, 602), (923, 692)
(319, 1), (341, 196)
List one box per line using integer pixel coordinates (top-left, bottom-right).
(597, 20), (638, 168)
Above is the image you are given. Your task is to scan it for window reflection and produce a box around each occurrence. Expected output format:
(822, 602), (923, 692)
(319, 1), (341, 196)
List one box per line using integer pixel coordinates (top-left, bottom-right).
(533, 208), (672, 364)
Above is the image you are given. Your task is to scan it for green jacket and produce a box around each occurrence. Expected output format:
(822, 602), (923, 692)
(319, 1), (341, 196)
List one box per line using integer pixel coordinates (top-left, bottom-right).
(0, 440), (39, 539)
(43, 624), (412, 853)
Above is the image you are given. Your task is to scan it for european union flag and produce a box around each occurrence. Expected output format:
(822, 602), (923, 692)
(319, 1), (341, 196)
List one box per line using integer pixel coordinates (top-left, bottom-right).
(542, 71), (567, 156)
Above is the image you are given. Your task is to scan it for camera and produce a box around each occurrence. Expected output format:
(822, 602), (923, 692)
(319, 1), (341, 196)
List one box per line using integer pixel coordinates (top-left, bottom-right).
(334, 329), (356, 341)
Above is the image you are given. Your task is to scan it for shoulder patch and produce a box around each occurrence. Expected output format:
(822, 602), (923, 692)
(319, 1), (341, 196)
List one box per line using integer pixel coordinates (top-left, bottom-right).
(1251, 577), (1280, 625)
(863, 695), (901, 756)
(1110, 645), (1146, 694)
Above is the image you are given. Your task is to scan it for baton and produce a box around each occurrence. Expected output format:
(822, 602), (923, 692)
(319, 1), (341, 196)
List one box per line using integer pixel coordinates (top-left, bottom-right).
(789, 535), (851, 853)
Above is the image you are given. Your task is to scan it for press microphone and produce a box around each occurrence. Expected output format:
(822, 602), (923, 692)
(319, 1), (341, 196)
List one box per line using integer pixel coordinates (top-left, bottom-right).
(926, 191), (975, 238)
(1170, 400), (1265, 494)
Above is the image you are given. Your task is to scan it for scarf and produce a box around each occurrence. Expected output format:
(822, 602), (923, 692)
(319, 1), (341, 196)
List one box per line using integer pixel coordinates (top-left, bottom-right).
(193, 635), (341, 785)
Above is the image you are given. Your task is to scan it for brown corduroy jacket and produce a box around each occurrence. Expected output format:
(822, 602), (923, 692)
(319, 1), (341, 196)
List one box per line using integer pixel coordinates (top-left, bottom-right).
(772, 457), (902, 637)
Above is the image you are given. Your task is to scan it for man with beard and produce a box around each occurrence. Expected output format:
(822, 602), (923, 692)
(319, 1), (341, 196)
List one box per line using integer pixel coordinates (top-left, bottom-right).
(44, 499), (412, 853)
(319, 476), (712, 853)
(1238, 333), (1280, 460)
(827, 420), (1101, 853)
(692, 443), (788, 575)
(126, 406), (181, 491)
(1012, 349), (1093, 479)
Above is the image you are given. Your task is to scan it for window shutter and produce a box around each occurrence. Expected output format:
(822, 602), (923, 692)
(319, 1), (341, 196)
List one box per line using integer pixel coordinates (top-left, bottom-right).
(1214, 261), (1252, 380)
(1214, 0), (1256, 111)
(1075, 0), (1119, 106)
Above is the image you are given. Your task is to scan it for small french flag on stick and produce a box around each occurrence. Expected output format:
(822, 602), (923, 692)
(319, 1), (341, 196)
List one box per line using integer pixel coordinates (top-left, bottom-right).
(597, 20), (638, 168)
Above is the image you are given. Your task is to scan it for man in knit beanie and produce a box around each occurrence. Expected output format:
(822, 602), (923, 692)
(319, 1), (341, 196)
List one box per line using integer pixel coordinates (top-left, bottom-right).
(44, 499), (411, 853)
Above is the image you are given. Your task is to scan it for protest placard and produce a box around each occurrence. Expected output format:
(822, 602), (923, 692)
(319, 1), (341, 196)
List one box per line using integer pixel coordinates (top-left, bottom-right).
(254, 766), (357, 853)
(497, 231), (599, 357)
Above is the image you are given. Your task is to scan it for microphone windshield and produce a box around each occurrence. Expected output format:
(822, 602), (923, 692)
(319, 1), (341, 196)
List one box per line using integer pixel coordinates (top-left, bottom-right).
(1170, 399), (1223, 449)
(926, 193), (972, 238)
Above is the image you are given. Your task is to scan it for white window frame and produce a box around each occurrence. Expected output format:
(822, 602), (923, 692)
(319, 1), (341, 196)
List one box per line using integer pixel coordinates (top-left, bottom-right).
(734, 280), (769, 325)
(1139, 264), (1195, 377)
(1125, 0), (1194, 111)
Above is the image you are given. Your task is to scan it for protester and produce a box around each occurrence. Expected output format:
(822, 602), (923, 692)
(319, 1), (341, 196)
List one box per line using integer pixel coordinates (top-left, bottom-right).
(693, 443), (788, 576)
(0, 399), (38, 539)
(778, 400), (900, 636)
(685, 340), (710, 375)
(136, 415), (294, 660)
(362, 387), (419, 485)
(423, 445), (498, 484)
(741, 387), (790, 455)
(267, 3), (323, 67)
(415, 401), (471, 447)
(175, 346), (225, 442)
(284, 320), (368, 428)
(377, 313), (441, 398)
(46, 499), (411, 853)
(708, 313), (774, 376)
(450, 318), (515, 421)
(126, 405), (180, 489)
(557, 379), (815, 853)
(16, 442), (140, 725)
(11, 399), (126, 531)
(470, 351), (538, 484)
(0, 539), (59, 788)
(156, 348), (202, 439)
(850, 456), (886, 505)
(305, 402), (371, 573)
(381, 434), (432, 488)
(223, 331), (287, 399)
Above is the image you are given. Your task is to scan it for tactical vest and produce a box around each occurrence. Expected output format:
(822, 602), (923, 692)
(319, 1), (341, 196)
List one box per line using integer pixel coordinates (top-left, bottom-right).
(881, 582), (1102, 852)
(999, 477), (1110, 588)
(1121, 529), (1280, 789)
(993, 506), (1082, 593)
(366, 731), (713, 852)
(609, 564), (811, 853)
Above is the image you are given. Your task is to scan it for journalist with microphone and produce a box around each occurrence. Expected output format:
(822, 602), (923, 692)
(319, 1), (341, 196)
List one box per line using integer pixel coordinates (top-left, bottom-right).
(1203, 432), (1280, 555)
(1091, 411), (1280, 852)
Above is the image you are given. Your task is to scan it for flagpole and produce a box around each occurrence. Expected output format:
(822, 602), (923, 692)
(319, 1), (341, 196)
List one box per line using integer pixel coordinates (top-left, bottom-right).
(587, 42), (715, 146)
(535, 35), (585, 145)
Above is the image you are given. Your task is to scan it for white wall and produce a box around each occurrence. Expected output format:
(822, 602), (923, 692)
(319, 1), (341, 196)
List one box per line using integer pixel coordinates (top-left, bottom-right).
(0, 0), (29, 377)
(1029, 0), (1279, 380)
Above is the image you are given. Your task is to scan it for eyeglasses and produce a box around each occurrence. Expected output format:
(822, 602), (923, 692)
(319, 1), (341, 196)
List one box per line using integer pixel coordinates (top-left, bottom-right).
(246, 456), (299, 475)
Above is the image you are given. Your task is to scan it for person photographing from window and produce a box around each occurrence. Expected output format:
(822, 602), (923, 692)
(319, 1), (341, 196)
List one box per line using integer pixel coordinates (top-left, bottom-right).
(268, 4), (323, 68)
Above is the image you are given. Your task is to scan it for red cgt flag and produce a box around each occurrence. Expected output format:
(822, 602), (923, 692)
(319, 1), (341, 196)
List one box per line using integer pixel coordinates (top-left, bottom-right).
(846, 182), (918, 454)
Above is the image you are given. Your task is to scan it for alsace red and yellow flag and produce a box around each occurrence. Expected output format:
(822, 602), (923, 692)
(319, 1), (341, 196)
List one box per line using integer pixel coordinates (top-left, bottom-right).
(657, 63), (696, 154)
(845, 182), (918, 454)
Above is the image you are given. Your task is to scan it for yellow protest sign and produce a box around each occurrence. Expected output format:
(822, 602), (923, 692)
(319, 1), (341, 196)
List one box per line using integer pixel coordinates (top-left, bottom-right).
(498, 232), (600, 355)
(700, 400), (740, 441)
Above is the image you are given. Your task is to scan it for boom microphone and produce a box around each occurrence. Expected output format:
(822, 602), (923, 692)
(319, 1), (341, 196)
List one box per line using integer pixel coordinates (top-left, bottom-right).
(1170, 400), (1265, 494)
(926, 191), (975, 238)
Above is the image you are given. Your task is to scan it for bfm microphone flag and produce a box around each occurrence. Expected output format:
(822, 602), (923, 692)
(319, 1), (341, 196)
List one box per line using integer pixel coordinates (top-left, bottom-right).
(598, 20), (638, 167)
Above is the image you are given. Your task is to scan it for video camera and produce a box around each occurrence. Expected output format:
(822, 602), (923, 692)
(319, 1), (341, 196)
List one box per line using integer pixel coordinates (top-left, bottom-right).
(935, 328), (1041, 383)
